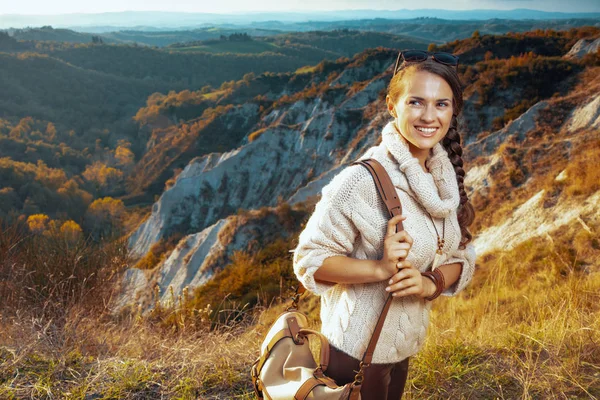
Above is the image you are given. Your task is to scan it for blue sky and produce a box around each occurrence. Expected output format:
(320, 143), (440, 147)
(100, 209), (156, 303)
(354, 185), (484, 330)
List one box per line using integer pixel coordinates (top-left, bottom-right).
(1, 0), (599, 14)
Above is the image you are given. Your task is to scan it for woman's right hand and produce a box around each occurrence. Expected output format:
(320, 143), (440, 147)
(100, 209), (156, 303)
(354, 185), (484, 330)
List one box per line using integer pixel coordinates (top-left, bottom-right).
(376, 214), (413, 280)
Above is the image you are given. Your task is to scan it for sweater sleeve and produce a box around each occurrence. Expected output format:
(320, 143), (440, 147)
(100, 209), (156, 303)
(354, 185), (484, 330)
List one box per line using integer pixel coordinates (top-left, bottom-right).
(441, 242), (476, 296)
(292, 166), (361, 295)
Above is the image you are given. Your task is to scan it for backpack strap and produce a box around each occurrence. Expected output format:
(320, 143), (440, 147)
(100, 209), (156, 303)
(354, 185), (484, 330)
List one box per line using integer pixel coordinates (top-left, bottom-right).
(348, 158), (404, 399)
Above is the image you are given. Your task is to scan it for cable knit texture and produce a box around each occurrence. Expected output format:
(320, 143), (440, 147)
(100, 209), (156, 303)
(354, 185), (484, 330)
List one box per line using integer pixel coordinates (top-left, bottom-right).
(293, 120), (476, 364)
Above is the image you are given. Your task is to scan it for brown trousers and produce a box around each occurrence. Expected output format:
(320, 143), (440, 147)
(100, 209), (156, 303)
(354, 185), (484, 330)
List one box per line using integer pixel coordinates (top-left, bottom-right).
(326, 344), (409, 400)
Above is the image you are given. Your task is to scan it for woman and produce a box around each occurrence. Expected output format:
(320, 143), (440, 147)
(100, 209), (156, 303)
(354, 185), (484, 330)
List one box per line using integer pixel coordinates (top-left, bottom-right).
(292, 50), (477, 399)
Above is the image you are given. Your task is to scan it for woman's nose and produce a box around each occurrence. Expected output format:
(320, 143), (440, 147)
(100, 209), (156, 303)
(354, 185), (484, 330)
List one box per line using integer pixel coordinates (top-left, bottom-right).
(420, 106), (435, 123)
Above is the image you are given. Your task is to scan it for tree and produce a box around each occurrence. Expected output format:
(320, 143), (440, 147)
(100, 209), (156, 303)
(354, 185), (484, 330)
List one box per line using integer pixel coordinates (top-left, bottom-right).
(60, 220), (83, 242)
(27, 213), (49, 234)
(82, 161), (124, 196)
(114, 144), (135, 171)
(83, 197), (125, 240)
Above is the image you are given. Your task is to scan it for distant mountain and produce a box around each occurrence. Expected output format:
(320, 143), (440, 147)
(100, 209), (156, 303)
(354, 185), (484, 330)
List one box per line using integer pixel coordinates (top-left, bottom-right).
(4, 18), (598, 48)
(8, 26), (120, 44)
(1, 9), (599, 30)
(8, 26), (286, 47)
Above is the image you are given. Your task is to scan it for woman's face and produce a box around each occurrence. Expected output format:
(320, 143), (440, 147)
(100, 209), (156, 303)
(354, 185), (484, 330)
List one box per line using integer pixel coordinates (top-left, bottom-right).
(386, 70), (454, 159)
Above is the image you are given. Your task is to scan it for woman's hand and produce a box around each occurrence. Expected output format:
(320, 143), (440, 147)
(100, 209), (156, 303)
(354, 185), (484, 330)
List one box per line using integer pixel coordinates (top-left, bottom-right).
(385, 263), (437, 298)
(376, 214), (414, 280)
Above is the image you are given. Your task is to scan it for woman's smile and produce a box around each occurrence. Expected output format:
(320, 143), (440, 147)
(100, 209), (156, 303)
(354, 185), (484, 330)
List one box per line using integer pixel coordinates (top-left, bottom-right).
(414, 125), (439, 136)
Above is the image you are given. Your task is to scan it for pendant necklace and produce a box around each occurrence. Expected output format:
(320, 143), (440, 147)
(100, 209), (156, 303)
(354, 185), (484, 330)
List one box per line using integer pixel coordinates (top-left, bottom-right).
(427, 211), (446, 271)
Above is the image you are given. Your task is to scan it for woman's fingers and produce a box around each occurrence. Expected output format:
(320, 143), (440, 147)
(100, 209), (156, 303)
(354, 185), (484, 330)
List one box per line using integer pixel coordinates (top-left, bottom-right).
(391, 242), (412, 251)
(390, 230), (414, 245)
(388, 262), (415, 284)
(395, 260), (411, 270)
(390, 249), (409, 260)
(385, 276), (420, 296)
(386, 214), (407, 237)
(385, 263), (424, 296)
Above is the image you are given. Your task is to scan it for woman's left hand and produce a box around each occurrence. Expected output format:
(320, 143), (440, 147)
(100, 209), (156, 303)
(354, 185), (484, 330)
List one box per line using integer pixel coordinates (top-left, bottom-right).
(385, 261), (436, 298)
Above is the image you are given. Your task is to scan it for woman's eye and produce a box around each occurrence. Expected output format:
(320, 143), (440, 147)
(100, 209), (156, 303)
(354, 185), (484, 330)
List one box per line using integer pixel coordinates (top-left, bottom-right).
(437, 102), (449, 107)
(409, 100), (422, 106)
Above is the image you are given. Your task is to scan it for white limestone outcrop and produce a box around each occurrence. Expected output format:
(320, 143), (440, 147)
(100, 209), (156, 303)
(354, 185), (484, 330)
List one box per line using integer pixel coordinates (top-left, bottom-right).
(565, 37), (600, 59)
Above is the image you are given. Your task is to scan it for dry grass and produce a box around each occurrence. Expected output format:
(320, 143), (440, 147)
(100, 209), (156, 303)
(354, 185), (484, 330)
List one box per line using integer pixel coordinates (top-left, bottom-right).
(407, 233), (600, 399)
(0, 309), (262, 399)
(2, 218), (598, 399)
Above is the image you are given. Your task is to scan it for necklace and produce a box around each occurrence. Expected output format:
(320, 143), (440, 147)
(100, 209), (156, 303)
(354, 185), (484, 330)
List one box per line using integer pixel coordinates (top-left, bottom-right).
(425, 209), (446, 270)
(428, 211), (445, 255)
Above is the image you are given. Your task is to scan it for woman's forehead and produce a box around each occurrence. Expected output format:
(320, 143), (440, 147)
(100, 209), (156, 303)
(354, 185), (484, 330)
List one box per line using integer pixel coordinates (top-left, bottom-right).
(401, 70), (453, 99)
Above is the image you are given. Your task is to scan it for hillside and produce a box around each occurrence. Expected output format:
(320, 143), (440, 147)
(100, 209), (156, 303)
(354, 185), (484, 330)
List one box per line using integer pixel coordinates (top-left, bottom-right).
(1, 26), (596, 244)
(8, 26), (285, 47)
(118, 25), (599, 309)
(170, 30), (429, 57)
(122, 27), (597, 240)
(324, 17), (600, 43)
(120, 31), (599, 398)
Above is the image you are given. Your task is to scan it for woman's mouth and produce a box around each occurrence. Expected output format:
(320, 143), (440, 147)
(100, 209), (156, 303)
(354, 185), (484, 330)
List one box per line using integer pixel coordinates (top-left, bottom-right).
(414, 126), (438, 136)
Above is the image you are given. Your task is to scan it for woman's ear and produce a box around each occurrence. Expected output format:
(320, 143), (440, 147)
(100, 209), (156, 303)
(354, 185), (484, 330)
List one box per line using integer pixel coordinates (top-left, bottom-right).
(386, 95), (396, 118)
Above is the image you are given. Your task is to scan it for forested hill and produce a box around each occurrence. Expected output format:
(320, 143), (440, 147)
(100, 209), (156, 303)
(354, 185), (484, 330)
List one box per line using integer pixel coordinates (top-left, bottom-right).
(0, 26), (598, 253)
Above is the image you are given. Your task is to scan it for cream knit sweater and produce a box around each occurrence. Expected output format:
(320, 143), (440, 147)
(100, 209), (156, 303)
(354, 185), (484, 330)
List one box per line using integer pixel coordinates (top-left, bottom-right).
(293, 120), (476, 364)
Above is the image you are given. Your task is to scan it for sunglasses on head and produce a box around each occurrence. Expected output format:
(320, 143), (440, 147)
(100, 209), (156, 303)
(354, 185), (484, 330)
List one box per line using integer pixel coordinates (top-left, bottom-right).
(393, 50), (459, 76)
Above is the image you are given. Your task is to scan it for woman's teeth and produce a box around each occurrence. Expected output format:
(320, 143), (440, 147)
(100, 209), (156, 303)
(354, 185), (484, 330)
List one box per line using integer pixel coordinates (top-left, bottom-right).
(416, 127), (437, 134)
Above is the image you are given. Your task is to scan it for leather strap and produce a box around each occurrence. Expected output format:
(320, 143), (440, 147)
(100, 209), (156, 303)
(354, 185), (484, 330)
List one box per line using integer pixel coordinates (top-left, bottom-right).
(298, 329), (330, 371)
(295, 374), (339, 400)
(353, 159), (404, 232)
(352, 159), (404, 367)
(349, 383), (362, 400)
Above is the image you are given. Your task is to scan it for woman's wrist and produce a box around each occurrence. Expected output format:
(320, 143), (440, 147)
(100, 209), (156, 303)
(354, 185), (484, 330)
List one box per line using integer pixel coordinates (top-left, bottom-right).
(420, 274), (438, 298)
(373, 259), (391, 281)
(421, 269), (446, 300)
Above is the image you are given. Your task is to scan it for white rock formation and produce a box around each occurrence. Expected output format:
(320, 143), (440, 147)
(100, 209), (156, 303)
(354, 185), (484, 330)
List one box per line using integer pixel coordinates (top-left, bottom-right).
(467, 101), (548, 156)
(565, 37), (600, 59)
(563, 93), (600, 132)
(156, 218), (228, 303)
(128, 78), (386, 258)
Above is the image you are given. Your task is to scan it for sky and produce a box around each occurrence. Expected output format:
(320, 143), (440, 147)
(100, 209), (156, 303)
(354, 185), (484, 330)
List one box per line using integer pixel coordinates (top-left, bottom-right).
(1, 0), (599, 15)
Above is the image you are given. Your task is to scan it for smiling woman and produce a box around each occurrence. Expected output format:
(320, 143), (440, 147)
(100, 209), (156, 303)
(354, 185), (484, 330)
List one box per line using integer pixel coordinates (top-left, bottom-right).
(292, 50), (476, 399)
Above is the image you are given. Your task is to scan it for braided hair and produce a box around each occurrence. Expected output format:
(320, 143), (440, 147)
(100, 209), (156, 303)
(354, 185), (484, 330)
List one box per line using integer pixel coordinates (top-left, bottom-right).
(387, 58), (474, 248)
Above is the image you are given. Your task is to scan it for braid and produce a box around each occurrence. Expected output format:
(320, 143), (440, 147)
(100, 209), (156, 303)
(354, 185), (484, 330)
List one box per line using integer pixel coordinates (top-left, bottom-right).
(442, 115), (474, 248)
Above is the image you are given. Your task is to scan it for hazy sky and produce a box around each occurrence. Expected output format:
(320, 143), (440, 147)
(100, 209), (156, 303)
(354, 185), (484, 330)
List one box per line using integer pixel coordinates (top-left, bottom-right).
(1, 0), (599, 15)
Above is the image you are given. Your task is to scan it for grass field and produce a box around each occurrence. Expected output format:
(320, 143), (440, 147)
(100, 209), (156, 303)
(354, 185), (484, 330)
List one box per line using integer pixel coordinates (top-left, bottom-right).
(1, 214), (599, 399)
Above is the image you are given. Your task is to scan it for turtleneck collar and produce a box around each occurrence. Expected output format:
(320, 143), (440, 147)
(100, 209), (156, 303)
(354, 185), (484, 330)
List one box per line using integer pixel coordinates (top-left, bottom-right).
(380, 120), (460, 218)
